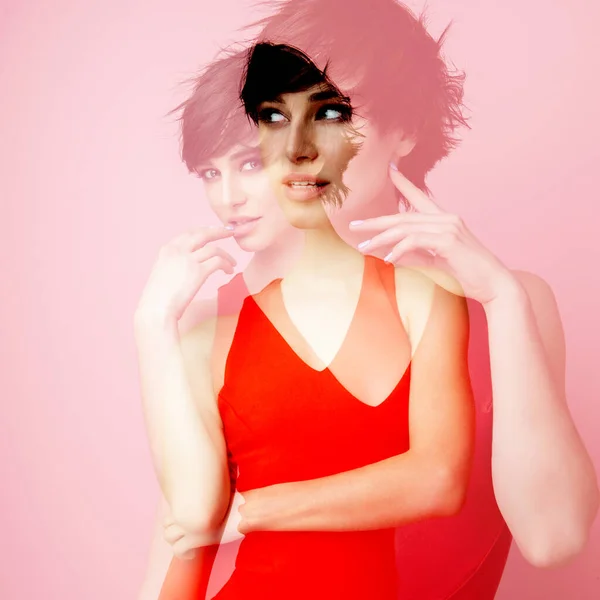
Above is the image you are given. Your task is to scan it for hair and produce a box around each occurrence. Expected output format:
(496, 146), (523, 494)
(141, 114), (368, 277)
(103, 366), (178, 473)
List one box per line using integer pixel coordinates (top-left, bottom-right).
(245, 0), (469, 193)
(240, 41), (363, 208)
(169, 50), (251, 172)
(240, 42), (347, 123)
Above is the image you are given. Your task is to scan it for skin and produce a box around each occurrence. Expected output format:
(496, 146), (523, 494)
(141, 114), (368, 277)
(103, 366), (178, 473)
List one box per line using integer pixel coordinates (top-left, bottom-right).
(138, 67), (599, 600)
(141, 84), (475, 597)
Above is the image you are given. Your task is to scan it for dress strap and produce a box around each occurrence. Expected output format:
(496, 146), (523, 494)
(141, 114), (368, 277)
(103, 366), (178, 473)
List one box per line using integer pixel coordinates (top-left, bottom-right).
(371, 258), (401, 320)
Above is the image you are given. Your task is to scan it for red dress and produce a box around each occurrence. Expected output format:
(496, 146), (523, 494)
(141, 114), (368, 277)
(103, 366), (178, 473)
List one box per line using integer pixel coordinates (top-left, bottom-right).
(159, 256), (511, 599)
(213, 255), (411, 598)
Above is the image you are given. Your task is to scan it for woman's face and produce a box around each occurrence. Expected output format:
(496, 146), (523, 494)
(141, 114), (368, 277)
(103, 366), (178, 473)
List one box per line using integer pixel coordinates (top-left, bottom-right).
(255, 83), (403, 232)
(194, 138), (293, 252)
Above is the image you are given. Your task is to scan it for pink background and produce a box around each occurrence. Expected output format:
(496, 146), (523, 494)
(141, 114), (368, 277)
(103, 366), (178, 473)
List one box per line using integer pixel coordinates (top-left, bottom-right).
(1, 0), (599, 598)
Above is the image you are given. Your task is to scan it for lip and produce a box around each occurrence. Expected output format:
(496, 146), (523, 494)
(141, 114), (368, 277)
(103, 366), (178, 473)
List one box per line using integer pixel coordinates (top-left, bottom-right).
(228, 216), (262, 237)
(282, 173), (330, 202)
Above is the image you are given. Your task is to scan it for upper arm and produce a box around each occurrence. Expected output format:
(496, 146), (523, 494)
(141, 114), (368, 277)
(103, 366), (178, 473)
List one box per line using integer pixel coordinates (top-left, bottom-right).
(179, 318), (223, 427)
(513, 270), (567, 395)
(178, 296), (219, 336)
(178, 319), (231, 516)
(398, 268), (475, 480)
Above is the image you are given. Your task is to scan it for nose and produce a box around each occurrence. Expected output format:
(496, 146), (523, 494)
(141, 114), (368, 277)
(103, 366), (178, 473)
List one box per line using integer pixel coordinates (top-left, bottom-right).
(220, 174), (247, 208)
(285, 121), (318, 164)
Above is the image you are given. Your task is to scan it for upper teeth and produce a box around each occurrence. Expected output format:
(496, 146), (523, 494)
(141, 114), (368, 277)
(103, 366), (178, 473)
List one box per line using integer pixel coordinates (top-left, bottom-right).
(290, 181), (318, 187)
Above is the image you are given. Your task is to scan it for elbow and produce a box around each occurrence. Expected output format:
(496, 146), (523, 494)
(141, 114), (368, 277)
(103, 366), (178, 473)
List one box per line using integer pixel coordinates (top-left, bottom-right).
(428, 465), (469, 518)
(520, 529), (590, 569)
(170, 498), (228, 536)
(521, 487), (599, 569)
(171, 510), (216, 537)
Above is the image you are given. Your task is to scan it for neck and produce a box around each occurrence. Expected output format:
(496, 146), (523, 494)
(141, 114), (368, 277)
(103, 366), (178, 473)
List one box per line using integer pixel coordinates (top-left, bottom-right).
(243, 229), (304, 293)
(331, 187), (399, 249)
(286, 222), (363, 282)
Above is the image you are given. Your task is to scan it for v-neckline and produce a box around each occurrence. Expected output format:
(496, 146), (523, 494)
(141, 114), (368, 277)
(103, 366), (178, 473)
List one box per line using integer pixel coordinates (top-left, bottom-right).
(253, 255), (370, 374)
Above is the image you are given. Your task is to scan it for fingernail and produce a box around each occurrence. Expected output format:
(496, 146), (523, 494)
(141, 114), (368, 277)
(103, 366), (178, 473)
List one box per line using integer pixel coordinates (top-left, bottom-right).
(389, 161), (399, 172)
(349, 220), (364, 227)
(224, 225), (235, 231)
(357, 240), (371, 250)
(384, 252), (393, 263)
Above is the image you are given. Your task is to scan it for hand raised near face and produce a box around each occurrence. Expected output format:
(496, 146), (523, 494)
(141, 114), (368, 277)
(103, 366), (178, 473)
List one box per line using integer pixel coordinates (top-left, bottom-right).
(135, 226), (237, 327)
(350, 166), (518, 305)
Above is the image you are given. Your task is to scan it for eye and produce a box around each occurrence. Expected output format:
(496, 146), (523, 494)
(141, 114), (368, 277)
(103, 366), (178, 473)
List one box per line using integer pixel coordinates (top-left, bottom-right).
(257, 108), (288, 125)
(240, 158), (262, 172)
(316, 104), (353, 122)
(197, 168), (220, 181)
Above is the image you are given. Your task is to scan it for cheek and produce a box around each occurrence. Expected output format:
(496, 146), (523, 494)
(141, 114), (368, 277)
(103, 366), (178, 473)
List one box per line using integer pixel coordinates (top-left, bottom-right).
(342, 140), (391, 200)
(317, 128), (360, 172)
(258, 129), (286, 165)
(204, 185), (223, 212)
(243, 174), (280, 208)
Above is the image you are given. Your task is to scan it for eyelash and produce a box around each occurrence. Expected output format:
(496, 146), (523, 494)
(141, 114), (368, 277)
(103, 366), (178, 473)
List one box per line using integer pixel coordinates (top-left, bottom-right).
(317, 104), (353, 122)
(196, 159), (261, 182)
(197, 168), (219, 181)
(240, 158), (262, 171)
(257, 103), (353, 125)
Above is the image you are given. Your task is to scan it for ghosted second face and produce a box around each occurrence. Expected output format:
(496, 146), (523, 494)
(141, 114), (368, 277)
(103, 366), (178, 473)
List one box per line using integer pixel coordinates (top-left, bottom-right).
(194, 135), (292, 252)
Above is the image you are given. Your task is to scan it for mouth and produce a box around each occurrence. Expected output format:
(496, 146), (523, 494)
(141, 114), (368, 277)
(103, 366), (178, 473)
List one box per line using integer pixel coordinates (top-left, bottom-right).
(227, 216), (262, 236)
(282, 173), (330, 201)
(228, 216), (261, 226)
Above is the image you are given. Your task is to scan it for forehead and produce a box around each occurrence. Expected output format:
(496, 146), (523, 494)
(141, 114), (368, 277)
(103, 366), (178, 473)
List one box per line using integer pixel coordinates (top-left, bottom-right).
(266, 83), (350, 106)
(195, 142), (260, 169)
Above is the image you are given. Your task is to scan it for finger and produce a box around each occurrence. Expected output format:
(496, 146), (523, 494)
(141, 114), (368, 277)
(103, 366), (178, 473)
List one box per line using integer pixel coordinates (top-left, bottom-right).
(192, 245), (237, 269)
(349, 212), (454, 233)
(359, 223), (448, 253)
(386, 249), (435, 268)
(164, 523), (185, 546)
(389, 167), (443, 215)
(199, 255), (236, 277)
(181, 226), (236, 251)
(384, 232), (457, 264)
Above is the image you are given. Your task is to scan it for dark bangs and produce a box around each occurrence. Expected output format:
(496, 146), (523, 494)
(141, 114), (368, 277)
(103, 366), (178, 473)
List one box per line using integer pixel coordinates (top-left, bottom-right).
(240, 42), (342, 122)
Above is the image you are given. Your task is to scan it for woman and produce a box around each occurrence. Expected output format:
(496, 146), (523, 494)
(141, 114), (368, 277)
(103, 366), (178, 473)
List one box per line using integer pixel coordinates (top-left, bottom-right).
(137, 2), (598, 598)
(138, 40), (475, 599)
(240, 0), (599, 573)
(135, 52), (304, 600)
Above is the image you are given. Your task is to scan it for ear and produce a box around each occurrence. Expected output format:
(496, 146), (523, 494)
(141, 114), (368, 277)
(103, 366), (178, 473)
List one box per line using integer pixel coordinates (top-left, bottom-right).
(390, 130), (417, 161)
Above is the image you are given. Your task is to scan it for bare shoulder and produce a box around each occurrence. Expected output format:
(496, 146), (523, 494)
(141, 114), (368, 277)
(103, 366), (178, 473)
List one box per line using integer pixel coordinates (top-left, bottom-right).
(511, 269), (559, 312)
(393, 266), (466, 348)
(177, 296), (219, 336)
(180, 315), (218, 360)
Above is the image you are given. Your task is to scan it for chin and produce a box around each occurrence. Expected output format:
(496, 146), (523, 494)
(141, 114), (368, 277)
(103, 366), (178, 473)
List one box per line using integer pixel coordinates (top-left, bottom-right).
(281, 200), (331, 231)
(235, 235), (269, 253)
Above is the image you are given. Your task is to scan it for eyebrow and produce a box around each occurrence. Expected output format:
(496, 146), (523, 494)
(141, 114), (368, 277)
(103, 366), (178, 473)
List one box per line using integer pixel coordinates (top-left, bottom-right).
(229, 146), (259, 160)
(268, 88), (351, 105)
(195, 145), (259, 169)
(309, 89), (351, 104)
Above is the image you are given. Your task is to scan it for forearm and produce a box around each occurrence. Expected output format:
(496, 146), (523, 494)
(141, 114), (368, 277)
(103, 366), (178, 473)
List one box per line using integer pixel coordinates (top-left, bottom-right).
(484, 282), (599, 566)
(157, 548), (219, 600)
(134, 315), (229, 529)
(138, 500), (174, 600)
(242, 451), (466, 533)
